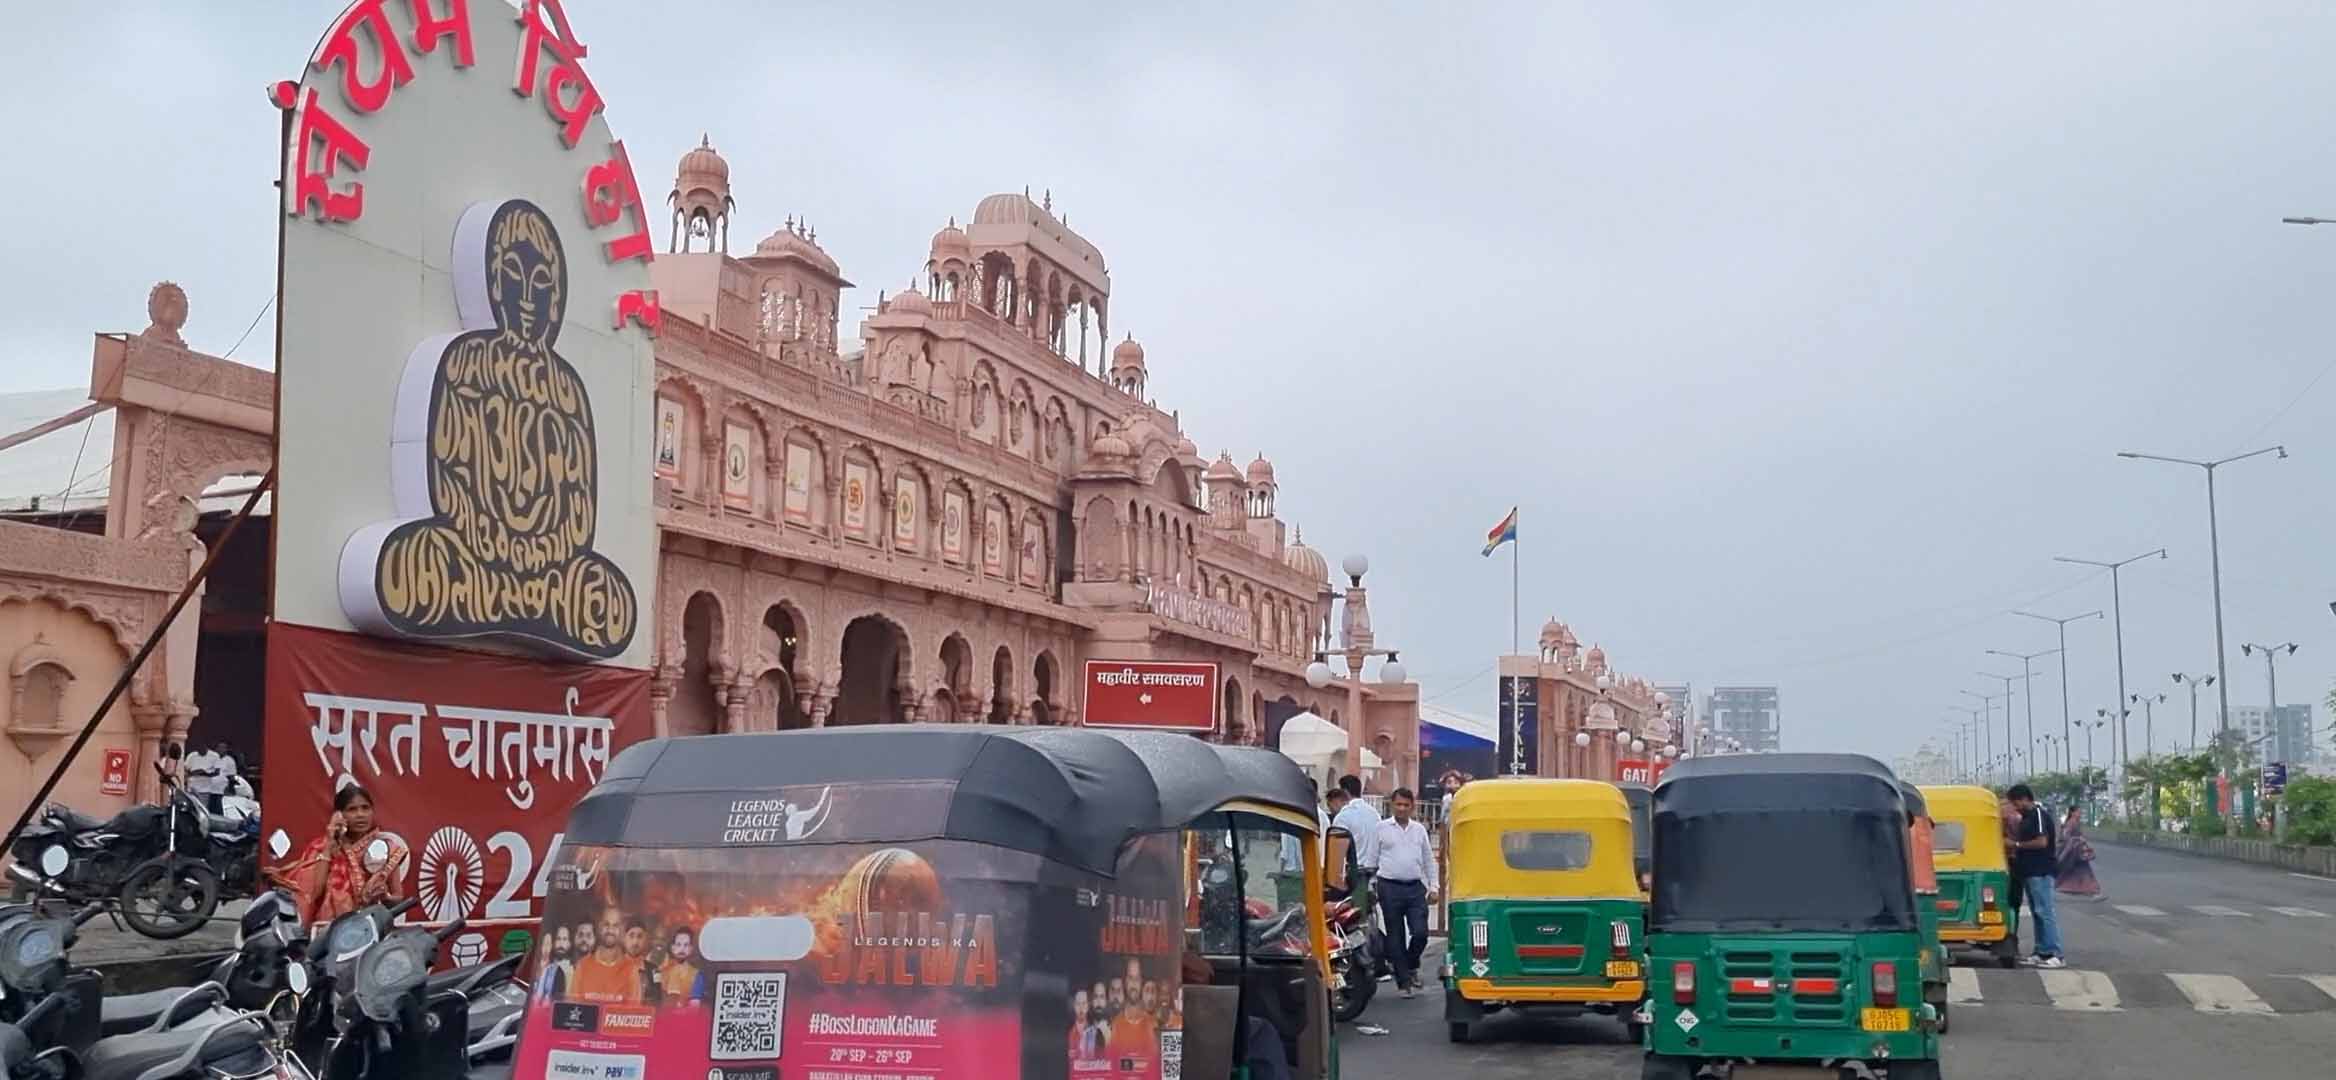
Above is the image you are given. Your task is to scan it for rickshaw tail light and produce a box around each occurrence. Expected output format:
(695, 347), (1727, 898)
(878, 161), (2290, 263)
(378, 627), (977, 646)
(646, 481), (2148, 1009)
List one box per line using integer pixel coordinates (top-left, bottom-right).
(1469, 920), (1489, 960)
(1610, 921), (1632, 956)
(1980, 885), (1997, 910)
(1671, 962), (1696, 1004)
(1871, 961), (1898, 1007)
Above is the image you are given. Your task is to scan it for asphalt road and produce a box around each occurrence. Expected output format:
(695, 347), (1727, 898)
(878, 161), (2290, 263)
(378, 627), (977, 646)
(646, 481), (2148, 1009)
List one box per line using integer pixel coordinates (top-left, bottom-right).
(1341, 840), (2336, 1079)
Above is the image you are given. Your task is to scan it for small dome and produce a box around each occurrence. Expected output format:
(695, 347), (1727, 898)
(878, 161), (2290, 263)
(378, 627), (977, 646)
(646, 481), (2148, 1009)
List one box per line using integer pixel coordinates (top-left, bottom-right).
(1173, 433), (1198, 458)
(1112, 335), (1146, 368)
(887, 287), (932, 316)
(1538, 617), (1566, 645)
(1284, 533), (1330, 584)
(1586, 644), (1607, 669)
(1206, 451), (1243, 483)
(677, 134), (729, 186)
(1093, 429), (1133, 458)
(751, 221), (840, 276)
(1246, 453), (1276, 486)
(929, 217), (970, 261)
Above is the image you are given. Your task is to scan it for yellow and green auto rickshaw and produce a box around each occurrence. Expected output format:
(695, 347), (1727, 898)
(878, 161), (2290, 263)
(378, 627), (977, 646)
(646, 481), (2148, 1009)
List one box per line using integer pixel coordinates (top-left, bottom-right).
(509, 724), (1342, 1080)
(1440, 779), (1646, 1045)
(1923, 783), (2022, 968)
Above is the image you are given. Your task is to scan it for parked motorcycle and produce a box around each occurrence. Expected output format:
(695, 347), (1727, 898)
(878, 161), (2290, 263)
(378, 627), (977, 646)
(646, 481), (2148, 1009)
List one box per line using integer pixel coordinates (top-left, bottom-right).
(316, 906), (473, 1078)
(7, 768), (223, 939)
(1327, 893), (1384, 1022)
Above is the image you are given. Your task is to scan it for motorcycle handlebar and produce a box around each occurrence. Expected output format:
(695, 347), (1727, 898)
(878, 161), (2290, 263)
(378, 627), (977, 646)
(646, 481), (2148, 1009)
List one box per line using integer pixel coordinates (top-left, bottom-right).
(433, 918), (468, 945)
(386, 897), (420, 919)
(73, 901), (106, 927)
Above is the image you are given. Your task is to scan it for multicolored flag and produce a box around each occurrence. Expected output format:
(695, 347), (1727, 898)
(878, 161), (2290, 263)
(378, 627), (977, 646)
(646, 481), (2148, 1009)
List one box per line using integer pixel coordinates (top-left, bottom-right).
(1482, 507), (1518, 557)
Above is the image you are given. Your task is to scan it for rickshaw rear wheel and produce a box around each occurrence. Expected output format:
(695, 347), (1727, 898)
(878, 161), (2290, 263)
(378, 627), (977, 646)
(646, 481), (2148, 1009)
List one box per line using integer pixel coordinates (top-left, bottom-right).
(1638, 1053), (1698, 1080)
(1888, 1060), (1944, 1080)
(1446, 1020), (1472, 1043)
(1622, 1016), (1646, 1044)
(1992, 937), (2021, 969)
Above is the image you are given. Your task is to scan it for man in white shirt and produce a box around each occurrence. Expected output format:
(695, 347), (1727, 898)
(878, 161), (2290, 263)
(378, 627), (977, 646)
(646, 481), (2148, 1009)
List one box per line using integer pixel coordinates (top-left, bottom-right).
(1328, 775), (1382, 880)
(184, 742), (235, 811)
(1372, 788), (1439, 996)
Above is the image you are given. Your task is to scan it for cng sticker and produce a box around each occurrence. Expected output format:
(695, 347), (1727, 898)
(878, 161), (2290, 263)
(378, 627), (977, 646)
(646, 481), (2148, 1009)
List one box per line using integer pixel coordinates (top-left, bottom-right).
(1469, 959), (1489, 977)
(1674, 1008), (1699, 1033)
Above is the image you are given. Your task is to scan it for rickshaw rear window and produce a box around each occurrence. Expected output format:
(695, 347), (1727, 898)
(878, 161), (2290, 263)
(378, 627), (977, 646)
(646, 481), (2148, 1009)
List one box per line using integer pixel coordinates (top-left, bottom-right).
(1651, 811), (1914, 932)
(1500, 830), (1593, 871)
(1934, 821), (1966, 854)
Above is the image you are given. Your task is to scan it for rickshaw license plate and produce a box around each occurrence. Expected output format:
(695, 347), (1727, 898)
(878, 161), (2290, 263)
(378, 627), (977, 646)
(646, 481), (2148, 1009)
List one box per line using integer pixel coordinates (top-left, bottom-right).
(1861, 1007), (1911, 1032)
(1605, 960), (1641, 978)
(1979, 911), (2004, 924)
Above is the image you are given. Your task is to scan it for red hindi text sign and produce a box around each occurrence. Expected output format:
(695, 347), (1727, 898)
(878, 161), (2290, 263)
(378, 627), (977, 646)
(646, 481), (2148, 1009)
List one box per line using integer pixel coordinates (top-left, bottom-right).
(263, 623), (650, 960)
(1081, 660), (1220, 733)
(99, 748), (132, 796)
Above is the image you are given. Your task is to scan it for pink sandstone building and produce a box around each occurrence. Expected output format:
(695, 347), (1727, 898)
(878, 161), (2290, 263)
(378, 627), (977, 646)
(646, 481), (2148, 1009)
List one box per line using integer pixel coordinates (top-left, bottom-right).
(0, 141), (1422, 826)
(1498, 617), (1682, 781)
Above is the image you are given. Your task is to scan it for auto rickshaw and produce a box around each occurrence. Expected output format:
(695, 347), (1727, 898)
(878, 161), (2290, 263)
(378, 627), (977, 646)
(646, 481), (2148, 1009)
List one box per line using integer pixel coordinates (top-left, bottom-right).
(1643, 754), (1941, 1080)
(1898, 780), (1950, 1034)
(507, 724), (1340, 1080)
(1618, 781), (1654, 893)
(1922, 783), (2021, 968)
(1440, 779), (1646, 1045)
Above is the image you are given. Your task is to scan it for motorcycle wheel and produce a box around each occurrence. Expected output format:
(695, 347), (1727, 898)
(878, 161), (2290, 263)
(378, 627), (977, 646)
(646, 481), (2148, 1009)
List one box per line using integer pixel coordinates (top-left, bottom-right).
(1333, 954), (1377, 1022)
(119, 859), (221, 939)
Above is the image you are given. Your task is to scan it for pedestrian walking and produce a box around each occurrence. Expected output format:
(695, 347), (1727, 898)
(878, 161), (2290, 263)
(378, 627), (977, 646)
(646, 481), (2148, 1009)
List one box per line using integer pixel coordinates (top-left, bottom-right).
(2055, 805), (2102, 900)
(2005, 783), (2064, 967)
(1372, 788), (1438, 997)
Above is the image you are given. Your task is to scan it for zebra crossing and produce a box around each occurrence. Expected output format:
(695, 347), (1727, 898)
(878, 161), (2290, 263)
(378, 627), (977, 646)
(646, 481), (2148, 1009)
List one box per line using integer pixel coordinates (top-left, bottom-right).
(2107, 902), (2327, 919)
(1946, 966), (2336, 1015)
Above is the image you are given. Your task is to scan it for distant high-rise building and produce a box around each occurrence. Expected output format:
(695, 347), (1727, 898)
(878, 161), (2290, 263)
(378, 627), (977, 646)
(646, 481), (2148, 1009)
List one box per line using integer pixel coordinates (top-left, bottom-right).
(1706, 686), (1781, 752)
(1895, 747), (1954, 785)
(1655, 683), (1694, 750)
(2227, 704), (2315, 765)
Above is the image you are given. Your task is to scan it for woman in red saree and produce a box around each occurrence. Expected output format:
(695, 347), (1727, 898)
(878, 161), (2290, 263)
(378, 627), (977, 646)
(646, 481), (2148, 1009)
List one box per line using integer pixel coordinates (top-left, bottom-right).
(273, 784), (410, 928)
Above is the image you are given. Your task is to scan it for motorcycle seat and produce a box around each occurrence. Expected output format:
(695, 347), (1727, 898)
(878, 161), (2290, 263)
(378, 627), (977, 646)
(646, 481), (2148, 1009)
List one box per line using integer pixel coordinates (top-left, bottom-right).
(76, 1014), (265, 1080)
(99, 983), (225, 1036)
(53, 807), (108, 834)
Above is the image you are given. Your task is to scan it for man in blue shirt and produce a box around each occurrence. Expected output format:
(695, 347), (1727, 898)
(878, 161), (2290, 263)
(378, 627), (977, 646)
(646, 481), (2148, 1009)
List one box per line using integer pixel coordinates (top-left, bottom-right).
(2006, 783), (2064, 968)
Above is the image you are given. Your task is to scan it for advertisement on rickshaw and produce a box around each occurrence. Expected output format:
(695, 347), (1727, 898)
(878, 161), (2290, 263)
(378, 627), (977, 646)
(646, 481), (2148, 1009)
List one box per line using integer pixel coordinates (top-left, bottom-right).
(511, 782), (1187, 1080)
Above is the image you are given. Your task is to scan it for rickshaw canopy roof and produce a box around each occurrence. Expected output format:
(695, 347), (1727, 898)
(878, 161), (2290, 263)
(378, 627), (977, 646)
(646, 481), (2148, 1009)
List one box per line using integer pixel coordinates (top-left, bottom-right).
(1649, 753), (1916, 932)
(1653, 752), (1906, 819)
(1919, 784), (2004, 822)
(566, 725), (1315, 876)
(1447, 779), (1639, 898)
(1896, 780), (1931, 821)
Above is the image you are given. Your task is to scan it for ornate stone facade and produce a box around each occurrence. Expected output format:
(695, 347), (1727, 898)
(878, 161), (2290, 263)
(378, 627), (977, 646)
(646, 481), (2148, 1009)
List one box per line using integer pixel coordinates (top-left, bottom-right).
(643, 142), (1415, 777)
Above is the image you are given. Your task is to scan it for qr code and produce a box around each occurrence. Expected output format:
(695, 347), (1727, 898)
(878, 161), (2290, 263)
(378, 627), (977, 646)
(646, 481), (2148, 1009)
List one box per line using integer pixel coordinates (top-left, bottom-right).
(1159, 1029), (1182, 1080)
(711, 972), (788, 1061)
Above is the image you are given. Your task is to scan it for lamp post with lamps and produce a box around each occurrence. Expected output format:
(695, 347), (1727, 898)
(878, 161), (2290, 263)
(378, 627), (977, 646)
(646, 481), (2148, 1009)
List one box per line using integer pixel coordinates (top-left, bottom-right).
(2171, 673), (2216, 751)
(1979, 671), (2024, 780)
(1304, 554), (1405, 789)
(2054, 549), (2167, 794)
(1960, 690), (2001, 782)
(2015, 609), (2101, 775)
(2239, 641), (2300, 825)
(1988, 647), (2061, 775)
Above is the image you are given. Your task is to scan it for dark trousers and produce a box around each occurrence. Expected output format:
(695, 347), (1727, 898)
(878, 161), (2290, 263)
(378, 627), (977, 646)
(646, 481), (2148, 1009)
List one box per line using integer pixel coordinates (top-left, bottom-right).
(1377, 877), (1429, 989)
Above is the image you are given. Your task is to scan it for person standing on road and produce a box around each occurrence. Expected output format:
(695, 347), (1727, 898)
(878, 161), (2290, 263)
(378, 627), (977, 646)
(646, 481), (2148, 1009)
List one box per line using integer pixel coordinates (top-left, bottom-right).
(1329, 775), (1382, 899)
(2007, 784), (2064, 967)
(1373, 788), (1439, 997)
(2056, 805), (2102, 900)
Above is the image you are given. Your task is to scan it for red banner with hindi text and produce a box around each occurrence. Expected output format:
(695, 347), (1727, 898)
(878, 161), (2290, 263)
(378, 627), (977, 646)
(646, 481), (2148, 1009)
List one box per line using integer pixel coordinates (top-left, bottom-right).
(262, 622), (651, 966)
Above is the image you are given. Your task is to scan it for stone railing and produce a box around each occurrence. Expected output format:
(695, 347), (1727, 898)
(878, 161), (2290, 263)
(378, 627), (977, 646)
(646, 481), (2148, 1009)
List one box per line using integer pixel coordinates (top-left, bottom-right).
(2091, 826), (2336, 877)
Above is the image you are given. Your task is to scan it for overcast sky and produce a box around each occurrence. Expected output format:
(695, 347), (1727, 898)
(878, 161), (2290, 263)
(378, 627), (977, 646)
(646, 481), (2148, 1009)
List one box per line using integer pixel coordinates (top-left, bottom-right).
(7, 2), (2336, 769)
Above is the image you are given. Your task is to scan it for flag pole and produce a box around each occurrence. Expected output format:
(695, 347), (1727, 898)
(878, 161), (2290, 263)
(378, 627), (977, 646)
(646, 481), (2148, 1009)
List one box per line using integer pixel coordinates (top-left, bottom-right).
(1510, 510), (1520, 656)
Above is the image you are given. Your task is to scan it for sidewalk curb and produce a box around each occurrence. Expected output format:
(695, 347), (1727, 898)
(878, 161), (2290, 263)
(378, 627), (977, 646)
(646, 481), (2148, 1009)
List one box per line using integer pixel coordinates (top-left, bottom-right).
(2093, 829), (2336, 877)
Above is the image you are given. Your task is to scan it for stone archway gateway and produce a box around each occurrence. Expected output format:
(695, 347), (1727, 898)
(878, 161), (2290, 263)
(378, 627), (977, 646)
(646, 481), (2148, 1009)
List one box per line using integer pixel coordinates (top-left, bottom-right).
(835, 615), (908, 724)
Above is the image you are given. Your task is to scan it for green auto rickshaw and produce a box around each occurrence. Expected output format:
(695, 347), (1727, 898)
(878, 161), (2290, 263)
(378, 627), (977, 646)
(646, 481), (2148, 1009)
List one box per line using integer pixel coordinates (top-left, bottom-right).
(1898, 780), (1950, 1034)
(1643, 754), (1941, 1080)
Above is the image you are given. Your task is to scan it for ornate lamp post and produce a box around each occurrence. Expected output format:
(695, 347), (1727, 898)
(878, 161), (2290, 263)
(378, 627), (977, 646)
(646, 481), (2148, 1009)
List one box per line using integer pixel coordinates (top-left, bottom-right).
(1305, 554), (1405, 788)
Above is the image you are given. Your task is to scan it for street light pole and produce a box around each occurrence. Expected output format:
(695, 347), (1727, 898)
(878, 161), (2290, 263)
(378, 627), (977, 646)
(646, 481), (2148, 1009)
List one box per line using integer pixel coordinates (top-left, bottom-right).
(1980, 671), (2023, 779)
(2054, 549), (2167, 797)
(2119, 446), (2285, 813)
(2017, 610), (2102, 779)
(2172, 673), (2216, 751)
(1950, 706), (1982, 782)
(1961, 690), (2000, 782)
(1988, 648), (2062, 776)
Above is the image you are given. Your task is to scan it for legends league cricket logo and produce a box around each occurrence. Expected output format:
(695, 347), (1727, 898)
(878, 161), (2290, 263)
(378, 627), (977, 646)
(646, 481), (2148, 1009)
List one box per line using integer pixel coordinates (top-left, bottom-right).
(340, 198), (638, 660)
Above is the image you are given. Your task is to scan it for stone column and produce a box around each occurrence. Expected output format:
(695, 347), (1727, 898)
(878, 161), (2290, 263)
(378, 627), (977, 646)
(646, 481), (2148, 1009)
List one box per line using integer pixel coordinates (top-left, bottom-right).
(129, 697), (171, 804)
(809, 685), (838, 727)
(726, 675), (754, 734)
(649, 664), (682, 738)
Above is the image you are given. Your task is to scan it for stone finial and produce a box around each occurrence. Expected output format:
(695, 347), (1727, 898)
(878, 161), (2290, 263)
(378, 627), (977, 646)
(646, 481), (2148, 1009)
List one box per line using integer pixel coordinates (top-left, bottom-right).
(143, 281), (188, 345)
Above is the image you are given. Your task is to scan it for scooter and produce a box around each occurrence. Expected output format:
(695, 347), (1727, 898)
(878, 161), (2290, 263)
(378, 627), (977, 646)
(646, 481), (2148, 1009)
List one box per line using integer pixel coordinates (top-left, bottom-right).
(315, 910), (473, 1078)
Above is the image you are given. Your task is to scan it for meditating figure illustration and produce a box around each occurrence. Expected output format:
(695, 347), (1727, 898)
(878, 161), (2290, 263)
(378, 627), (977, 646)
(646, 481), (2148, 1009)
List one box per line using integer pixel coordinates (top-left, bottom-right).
(358, 198), (637, 659)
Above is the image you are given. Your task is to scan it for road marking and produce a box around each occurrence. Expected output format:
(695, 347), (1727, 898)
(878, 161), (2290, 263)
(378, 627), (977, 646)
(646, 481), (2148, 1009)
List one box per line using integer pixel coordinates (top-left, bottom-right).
(2040, 968), (2121, 1011)
(2113, 904), (2167, 917)
(2167, 973), (2276, 1015)
(2190, 905), (2254, 917)
(2300, 976), (2336, 1004)
(2291, 872), (2336, 884)
(2269, 906), (2328, 918)
(1947, 967), (1983, 1004)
